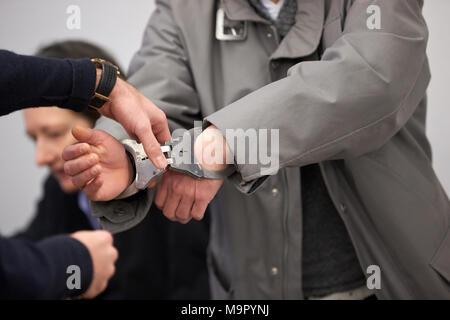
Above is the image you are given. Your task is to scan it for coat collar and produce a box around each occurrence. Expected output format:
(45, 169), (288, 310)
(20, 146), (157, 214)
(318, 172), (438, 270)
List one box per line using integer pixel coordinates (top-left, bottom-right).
(221, 0), (269, 23)
(221, 0), (325, 60)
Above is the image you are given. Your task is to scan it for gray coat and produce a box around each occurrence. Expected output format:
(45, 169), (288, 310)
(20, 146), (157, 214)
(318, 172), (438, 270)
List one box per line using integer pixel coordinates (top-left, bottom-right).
(92, 0), (450, 299)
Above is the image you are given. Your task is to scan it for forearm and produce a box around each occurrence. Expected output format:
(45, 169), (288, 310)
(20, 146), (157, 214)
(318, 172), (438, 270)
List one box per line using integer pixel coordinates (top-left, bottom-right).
(206, 0), (429, 182)
(0, 235), (93, 299)
(0, 50), (96, 115)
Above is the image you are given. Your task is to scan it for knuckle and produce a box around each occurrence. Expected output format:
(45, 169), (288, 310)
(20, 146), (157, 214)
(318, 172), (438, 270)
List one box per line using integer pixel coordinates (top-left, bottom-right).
(163, 209), (175, 221)
(157, 110), (167, 122)
(192, 205), (206, 220)
(175, 210), (187, 220)
(135, 121), (150, 135)
(63, 162), (72, 175)
(193, 212), (204, 221)
(172, 180), (184, 195)
(70, 162), (80, 174)
(148, 145), (161, 157)
(101, 231), (113, 244)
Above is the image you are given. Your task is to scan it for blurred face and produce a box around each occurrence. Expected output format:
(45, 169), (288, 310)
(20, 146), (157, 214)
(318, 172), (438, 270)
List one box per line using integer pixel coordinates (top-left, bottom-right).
(23, 107), (92, 193)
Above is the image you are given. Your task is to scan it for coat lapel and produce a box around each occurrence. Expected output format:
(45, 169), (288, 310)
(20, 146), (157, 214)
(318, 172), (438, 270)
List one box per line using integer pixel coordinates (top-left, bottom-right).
(271, 0), (325, 60)
(221, 0), (269, 23)
(221, 0), (325, 60)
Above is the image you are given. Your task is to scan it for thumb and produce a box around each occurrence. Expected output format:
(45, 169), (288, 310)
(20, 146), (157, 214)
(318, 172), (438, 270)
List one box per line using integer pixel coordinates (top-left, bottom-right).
(72, 126), (103, 146)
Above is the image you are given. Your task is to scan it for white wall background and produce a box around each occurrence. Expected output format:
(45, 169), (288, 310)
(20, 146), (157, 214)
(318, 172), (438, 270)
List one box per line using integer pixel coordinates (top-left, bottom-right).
(0, 0), (156, 235)
(0, 1), (449, 235)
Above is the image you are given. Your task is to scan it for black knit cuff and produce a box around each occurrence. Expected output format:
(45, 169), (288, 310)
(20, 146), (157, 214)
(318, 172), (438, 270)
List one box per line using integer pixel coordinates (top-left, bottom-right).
(64, 58), (96, 112)
(37, 235), (94, 299)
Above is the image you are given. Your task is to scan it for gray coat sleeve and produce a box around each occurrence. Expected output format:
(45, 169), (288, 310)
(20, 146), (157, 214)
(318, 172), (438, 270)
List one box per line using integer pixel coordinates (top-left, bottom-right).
(206, 0), (430, 183)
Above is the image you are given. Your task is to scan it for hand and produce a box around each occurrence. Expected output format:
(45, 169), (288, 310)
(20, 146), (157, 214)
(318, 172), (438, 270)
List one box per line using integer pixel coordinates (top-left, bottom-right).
(62, 126), (132, 201)
(96, 73), (170, 170)
(155, 170), (223, 223)
(70, 230), (118, 299)
(193, 125), (231, 171)
(154, 125), (231, 223)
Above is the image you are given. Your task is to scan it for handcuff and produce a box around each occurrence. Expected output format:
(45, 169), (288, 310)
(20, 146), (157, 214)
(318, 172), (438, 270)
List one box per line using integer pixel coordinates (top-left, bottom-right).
(116, 129), (236, 199)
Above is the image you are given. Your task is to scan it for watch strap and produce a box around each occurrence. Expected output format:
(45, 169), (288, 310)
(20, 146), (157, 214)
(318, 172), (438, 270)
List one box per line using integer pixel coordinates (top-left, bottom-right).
(89, 60), (119, 109)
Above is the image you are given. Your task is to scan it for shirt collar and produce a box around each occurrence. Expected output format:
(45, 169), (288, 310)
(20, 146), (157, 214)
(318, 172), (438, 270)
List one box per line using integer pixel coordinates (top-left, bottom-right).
(77, 191), (103, 230)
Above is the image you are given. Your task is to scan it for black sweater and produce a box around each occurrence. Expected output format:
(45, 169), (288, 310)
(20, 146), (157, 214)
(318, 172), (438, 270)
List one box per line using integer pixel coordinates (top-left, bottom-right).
(0, 50), (96, 299)
(0, 49), (95, 116)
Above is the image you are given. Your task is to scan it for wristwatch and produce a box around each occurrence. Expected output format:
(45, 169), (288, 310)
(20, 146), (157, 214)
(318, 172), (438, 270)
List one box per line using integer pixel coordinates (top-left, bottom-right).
(89, 58), (121, 109)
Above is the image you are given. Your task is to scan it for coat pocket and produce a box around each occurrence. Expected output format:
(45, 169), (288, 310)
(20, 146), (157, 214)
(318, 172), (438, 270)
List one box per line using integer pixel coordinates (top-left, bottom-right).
(430, 228), (450, 283)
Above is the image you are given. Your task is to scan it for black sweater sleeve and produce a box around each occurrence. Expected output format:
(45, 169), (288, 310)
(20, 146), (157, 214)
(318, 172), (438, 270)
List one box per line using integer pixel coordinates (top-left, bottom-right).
(0, 50), (96, 115)
(0, 235), (93, 299)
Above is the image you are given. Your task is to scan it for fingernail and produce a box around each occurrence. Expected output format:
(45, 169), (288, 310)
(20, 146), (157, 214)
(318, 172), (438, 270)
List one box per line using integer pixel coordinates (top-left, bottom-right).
(72, 126), (82, 136)
(91, 166), (97, 175)
(89, 155), (97, 165)
(156, 156), (167, 169)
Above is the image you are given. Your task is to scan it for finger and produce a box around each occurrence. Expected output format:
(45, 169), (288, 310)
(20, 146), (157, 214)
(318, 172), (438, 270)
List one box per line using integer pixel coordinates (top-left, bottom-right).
(72, 126), (104, 146)
(62, 143), (91, 161)
(71, 165), (102, 189)
(191, 200), (208, 221)
(134, 119), (167, 169)
(155, 178), (169, 209)
(148, 179), (158, 189)
(154, 125), (171, 146)
(178, 217), (192, 225)
(81, 176), (104, 201)
(64, 153), (99, 176)
(175, 195), (194, 223)
(162, 188), (181, 221)
(174, 178), (195, 222)
(150, 112), (171, 144)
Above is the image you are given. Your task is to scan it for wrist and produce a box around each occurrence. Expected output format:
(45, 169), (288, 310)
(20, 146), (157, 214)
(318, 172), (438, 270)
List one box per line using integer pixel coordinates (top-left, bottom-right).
(89, 59), (120, 112)
(100, 78), (123, 117)
(194, 125), (230, 171)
